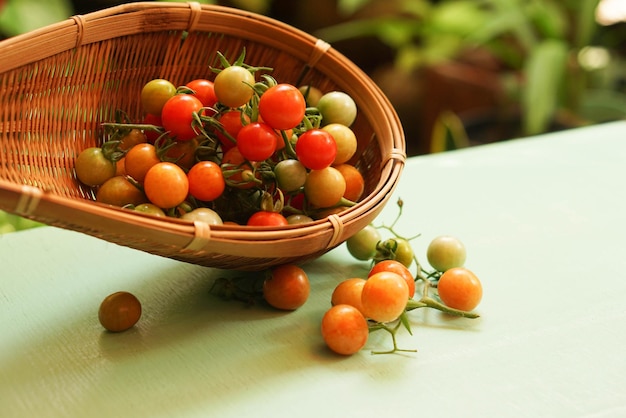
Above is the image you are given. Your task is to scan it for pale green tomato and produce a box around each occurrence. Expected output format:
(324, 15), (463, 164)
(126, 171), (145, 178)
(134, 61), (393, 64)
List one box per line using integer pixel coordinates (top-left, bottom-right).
(286, 214), (314, 225)
(426, 235), (466, 272)
(275, 159), (307, 192)
(317, 91), (357, 127)
(181, 208), (223, 225)
(346, 224), (381, 261)
(134, 203), (166, 217)
(298, 85), (323, 107)
(140, 79), (176, 115)
(322, 123), (357, 165)
(393, 238), (414, 268)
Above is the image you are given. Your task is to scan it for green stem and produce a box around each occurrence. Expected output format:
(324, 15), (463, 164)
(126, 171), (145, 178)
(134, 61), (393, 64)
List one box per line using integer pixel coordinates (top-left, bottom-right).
(370, 321), (417, 355)
(406, 296), (480, 318)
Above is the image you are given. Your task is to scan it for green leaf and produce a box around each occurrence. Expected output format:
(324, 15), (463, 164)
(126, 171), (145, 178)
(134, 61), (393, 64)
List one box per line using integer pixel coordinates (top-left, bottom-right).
(573, 0), (601, 48)
(522, 39), (568, 135)
(399, 311), (412, 335)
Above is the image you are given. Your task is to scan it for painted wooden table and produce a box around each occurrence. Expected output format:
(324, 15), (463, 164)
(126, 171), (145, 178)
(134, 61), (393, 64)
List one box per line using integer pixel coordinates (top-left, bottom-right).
(2, 122), (625, 417)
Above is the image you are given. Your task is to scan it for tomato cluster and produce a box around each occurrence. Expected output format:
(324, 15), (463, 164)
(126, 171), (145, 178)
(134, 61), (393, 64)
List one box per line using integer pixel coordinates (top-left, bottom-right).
(323, 200), (483, 355)
(75, 51), (364, 227)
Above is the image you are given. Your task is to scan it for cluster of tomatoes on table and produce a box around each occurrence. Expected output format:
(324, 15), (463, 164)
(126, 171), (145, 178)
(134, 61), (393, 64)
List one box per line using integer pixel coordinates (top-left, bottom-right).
(318, 201), (483, 355)
(75, 50), (364, 226)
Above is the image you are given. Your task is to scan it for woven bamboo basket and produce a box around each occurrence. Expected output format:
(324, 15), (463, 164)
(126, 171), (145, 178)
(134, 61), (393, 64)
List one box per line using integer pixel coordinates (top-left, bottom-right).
(0, 2), (405, 271)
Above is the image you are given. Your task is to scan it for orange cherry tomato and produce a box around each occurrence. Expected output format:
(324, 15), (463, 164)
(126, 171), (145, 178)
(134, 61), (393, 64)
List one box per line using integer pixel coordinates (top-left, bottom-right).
(321, 304), (369, 355)
(369, 259), (416, 298)
(187, 160), (225, 202)
(361, 271), (409, 323)
(143, 162), (189, 209)
(437, 267), (483, 311)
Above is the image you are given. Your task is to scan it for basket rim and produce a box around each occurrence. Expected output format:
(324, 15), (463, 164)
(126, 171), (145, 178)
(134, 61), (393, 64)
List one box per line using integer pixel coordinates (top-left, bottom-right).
(0, 1), (406, 264)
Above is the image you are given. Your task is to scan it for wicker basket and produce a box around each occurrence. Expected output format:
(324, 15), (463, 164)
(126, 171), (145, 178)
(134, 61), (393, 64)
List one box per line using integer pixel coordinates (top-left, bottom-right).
(0, 2), (405, 271)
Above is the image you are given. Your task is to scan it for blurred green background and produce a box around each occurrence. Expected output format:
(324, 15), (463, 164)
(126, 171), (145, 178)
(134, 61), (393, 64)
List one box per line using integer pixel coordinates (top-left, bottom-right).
(0, 0), (625, 233)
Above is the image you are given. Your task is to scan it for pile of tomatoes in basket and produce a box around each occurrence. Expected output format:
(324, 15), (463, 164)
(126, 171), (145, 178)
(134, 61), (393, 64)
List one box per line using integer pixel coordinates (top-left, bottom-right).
(75, 51), (365, 226)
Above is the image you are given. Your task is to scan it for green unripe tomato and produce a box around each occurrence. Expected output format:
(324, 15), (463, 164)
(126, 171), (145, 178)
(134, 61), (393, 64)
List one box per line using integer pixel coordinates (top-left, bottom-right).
(275, 159), (307, 192)
(346, 224), (381, 261)
(317, 91), (357, 127)
(426, 235), (466, 272)
(393, 238), (414, 268)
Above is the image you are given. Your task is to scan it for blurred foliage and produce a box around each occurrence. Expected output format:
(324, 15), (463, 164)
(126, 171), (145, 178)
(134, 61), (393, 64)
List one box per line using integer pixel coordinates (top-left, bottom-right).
(0, 0), (74, 37)
(0, 211), (42, 234)
(317, 0), (626, 139)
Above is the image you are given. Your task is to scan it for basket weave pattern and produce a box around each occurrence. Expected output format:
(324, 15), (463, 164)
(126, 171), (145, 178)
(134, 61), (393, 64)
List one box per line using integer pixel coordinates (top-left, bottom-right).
(0, 2), (405, 271)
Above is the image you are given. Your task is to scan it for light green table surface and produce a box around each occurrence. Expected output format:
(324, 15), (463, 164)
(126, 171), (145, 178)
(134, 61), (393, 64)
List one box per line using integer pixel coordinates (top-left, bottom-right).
(2, 122), (625, 418)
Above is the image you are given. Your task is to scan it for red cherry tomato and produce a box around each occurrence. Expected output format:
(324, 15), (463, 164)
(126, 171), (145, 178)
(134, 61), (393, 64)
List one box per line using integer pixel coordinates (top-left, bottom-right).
(214, 109), (249, 151)
(295, 129), (337, 170)
(142, 113), (163, 144)
(186, 79), (217, 108)
(247, 211), (289, 227)
(263, 264), (310, 310)
(258, 83), (306, 130)
(236, 122), (278, 162)
(161, 94), (203, 141)
(221, 146), (259, 189)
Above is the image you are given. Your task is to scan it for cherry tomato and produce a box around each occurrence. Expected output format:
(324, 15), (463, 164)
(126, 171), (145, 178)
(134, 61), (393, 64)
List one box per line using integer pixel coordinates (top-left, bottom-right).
(141, 79), (176, 116)
(346, 224), (381, 261)
(143, 162), (189, 209)
(334, 163), (365, 202)
(186, 78), (217, 108)
(118, 128), (147, 151)
(286, 214), (314, 224)
(361, 271), (409, 323)
(115, 157), (126, 177)
(221, 146), (258, 189)
(298, 85), (323, 107)
(164, 138), (199, 170)
(187, 160), (225, 202)
(133, 203), (166, 217)
(322, 123), (357, 165)
(258, 83), (306, 130)
(437, 267), (482, 311)
(394, 238), (415, 268)
(331, 278), (366, 314)
(214, 109), (249, 151)
(426, 235), (467, 272)
(180, 207), (223, 225)
(96, 175), (146, 207)
(369, 259), (416, 299)
(304, 166), (346, 208)
(321, 304), (369, 355)
(161, 94), (203, 141)
(263, 264), (310, 310)
(274, 159), (307, 192)
(75, 147), (116, 187)
(236, 122), (278, 162)
(142, 113), (163, 144)
(213, 65), (255, 108)
(124, 143), (160, 183)
(295, 129), (337, 170)
(317, 91), (357, 127)
(98, 291), (142, 332)
(247, 211), (288, 227)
